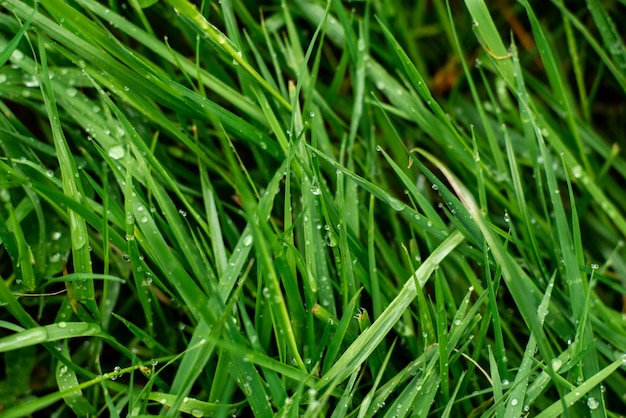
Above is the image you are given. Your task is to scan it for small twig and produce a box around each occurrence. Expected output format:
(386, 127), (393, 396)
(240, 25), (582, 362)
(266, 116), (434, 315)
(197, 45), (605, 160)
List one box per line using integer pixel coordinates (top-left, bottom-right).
(483, 45), (512, 60)
(13, 288), (68, 297)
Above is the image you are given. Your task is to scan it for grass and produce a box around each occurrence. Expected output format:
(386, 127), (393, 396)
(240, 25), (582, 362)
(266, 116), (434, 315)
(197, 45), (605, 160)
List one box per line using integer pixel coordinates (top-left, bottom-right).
(1, 0), (625, 416)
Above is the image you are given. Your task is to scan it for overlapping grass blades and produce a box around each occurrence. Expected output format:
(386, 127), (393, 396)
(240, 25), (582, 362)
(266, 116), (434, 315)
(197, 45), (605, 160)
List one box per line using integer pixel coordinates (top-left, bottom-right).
(1, 0), (625, 416)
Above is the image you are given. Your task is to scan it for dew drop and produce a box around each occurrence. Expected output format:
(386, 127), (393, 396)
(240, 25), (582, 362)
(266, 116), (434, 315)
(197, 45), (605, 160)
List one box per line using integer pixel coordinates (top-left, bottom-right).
(243, 235), (253, 246)
(11, 50), (24, 61)
(309, 176), (323, 196)
(587, 396), (599, 410)
(357, 38), (366, 51)
(108, 145), (125, 160)
(24, 76), (39, 87)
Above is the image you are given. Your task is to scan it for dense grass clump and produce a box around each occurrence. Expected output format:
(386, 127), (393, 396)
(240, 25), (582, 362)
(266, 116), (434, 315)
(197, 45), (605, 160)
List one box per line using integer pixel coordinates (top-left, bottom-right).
(1, 0), (625, 416)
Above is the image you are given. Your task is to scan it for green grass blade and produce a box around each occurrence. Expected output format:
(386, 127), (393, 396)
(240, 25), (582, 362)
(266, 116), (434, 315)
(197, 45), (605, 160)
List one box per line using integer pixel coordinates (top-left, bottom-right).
(316, 230), (464, 390)
(535, 354), (625, 418)
(36, 32), (99, 321)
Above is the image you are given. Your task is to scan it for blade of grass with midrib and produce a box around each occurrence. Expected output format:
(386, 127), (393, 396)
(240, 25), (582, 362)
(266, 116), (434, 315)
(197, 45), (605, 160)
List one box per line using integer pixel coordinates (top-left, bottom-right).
(7, 0), (283, 161)
(164, 0), (290, 110)
(316, 230), (464, 390)
(507, 36), (603, 415)
(551, 1), (626, 92)
(37, 34), (99, 321)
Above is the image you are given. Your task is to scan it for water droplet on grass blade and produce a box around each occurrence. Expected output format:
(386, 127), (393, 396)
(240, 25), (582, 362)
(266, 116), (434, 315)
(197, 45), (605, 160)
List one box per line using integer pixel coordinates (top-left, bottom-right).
(108, 145), (125, 160)
(387, 197), (404, 211)
(325, 231), (337, 247)
(587, 397), (599, 410)
(11, 50), (24, 61)
(551, 358), (563, 371)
